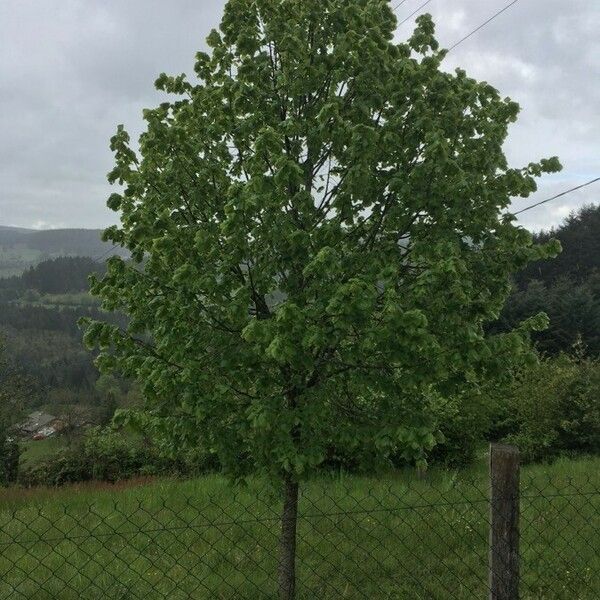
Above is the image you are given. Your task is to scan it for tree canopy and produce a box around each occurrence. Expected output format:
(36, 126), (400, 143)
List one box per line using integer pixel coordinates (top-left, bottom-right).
(84, 0), (560, 482)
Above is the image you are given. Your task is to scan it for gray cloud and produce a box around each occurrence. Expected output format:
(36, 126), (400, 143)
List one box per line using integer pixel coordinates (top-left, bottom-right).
(421, 0), (600, 231)
(0, 0), (598, 231)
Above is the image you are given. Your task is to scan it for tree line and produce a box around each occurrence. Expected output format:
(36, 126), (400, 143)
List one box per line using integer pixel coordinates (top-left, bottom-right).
(0, 256), (131, 434)
(497, 204), (600, 356)
(0, 256), (106, 299)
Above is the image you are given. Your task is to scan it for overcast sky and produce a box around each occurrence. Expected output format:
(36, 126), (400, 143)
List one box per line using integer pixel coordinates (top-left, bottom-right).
(0, 0), (598, 232)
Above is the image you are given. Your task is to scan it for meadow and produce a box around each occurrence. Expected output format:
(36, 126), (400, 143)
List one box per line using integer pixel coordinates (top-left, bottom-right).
(1, 456), (599, 599)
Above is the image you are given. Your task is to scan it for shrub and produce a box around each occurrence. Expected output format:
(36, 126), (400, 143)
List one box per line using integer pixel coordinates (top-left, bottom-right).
(0, 437), (20, 485)
(500, 353), (600, 462)
(18, 427), (217, 487)
(426, 390), (495, 468)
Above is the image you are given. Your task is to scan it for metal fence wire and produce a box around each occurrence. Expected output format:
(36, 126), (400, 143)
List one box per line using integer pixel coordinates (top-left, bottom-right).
(0, 470), (599, 599)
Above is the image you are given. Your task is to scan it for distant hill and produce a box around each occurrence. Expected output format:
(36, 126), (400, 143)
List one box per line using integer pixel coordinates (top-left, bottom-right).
(0, 226), (126, 278)
(0, 226), (36, 247)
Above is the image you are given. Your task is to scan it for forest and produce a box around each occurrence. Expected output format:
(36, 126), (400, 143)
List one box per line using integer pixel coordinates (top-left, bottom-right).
(0, 256), (131, 464)
(497, 204), (600, 355)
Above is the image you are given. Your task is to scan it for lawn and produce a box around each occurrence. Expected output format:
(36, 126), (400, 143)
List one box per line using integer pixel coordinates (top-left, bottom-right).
(0, 457), (599, 599)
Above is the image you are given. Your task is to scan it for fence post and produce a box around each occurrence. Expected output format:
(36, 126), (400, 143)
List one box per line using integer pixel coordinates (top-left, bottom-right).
(489, 443), (520, 600)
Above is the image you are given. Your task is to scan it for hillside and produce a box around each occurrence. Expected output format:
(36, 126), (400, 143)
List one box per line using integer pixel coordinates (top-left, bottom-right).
(514, 203), (600, 288)
(0, 226), (125, 277)
(497, 203), (600, 355)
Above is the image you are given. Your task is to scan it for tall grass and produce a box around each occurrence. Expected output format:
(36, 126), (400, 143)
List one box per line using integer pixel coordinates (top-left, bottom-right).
(1, 457), (599, 599)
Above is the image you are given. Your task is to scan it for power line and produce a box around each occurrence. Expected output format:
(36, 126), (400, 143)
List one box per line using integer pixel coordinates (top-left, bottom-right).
(390, 1), (596, 216)
(391, 0), (411, 10)
(438, 2), (597, 216)
(397, 0), (434, 27)
(93, 244), (119, 263)
(448, 0), (521, 51)
(512, 177), (600, 216)
(394, 0), (521, 53)
(134, 0), (591, 225)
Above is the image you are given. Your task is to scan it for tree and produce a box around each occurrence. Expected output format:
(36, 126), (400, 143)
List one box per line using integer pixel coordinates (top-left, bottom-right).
(514, 203), (600, 288)
(83, 2), (560, 596)
(498, 204), (600, 356)
(498, 277), (600, 356)
(96, 374), (121, 425)
(0, 338), (29, 485)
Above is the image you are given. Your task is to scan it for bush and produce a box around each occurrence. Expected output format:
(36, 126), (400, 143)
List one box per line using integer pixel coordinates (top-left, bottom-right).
(18, 427), (217, 487)
(320, 389), (493, 471)
(500, 353), (600, 462)
(0, 437), (20, 485)
(426, 389), (494, 468)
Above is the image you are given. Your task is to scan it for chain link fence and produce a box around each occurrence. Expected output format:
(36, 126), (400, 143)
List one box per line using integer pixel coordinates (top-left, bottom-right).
(1, 463), (599, 598)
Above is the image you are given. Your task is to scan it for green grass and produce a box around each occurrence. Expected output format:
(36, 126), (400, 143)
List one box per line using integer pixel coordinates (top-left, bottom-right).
(38, 293), (100, 308)
(13, 292), (100, 310)
(1, 457), (599, 599)
(19, 438), (67, 469)
(0, 267), (26, 278)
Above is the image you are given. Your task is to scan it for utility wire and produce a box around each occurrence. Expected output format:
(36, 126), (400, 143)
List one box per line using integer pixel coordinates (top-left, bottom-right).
(394, 0), (595, 215)
(448, 0), (521, 51)
(512, 177), (600, 216)
(115, 0), (589, 223)
(439, 1), (598, 216)
(395, 0), (521, 53)
(391, 0), (411, 10)
(397, 0), (434, 27)
(93, 244), (119, 263)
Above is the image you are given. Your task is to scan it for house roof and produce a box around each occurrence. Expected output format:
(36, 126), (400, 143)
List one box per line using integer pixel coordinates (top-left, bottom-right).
(18, 411), (57, 434)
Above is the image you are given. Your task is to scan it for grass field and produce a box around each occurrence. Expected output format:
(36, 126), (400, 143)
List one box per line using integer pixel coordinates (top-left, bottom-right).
(19, 438), (67, 469)
(1, 457), (599, 599)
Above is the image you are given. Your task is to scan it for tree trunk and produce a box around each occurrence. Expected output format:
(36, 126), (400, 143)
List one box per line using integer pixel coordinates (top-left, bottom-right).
(278, 473), (299, 600)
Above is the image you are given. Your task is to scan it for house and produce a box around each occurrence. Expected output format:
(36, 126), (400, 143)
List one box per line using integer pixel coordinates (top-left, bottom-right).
(16, 411), (63, 440)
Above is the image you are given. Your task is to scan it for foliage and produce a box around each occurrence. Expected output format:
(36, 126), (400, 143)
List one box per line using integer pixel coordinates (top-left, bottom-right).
(0, 257), (106, 296)
(18, 427), (215, 487)
(84, 1), (560, 488)
(0, 338), (30, 486)
(0, 258), (131, 420)
(497, 204), (600, 356)
(0, 438), (20, 486)
(426, 388), (495, 468)
(514, 203), (600, 289)
(499, 276), (600, 356)
(500, 351), (600, 463)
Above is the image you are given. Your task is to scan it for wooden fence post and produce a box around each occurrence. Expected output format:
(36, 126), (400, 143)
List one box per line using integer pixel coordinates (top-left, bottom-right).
(489, 443), (520, 600)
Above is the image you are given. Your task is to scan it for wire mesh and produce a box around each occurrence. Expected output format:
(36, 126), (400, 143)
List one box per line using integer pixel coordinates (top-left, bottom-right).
(0, 471), (598, 599)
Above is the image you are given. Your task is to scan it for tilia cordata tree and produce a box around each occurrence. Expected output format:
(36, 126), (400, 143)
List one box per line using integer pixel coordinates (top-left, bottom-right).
(83, 0), (560, 596)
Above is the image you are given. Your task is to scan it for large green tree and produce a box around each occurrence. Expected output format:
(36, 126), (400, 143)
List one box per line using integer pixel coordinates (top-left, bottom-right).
(83, 1), (560, 596)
